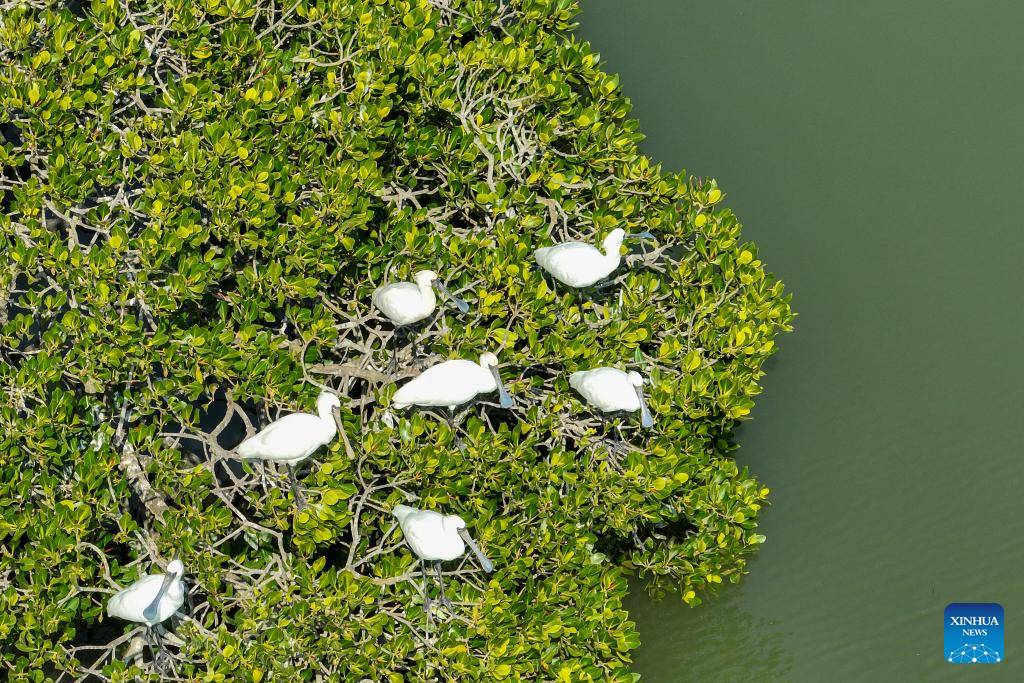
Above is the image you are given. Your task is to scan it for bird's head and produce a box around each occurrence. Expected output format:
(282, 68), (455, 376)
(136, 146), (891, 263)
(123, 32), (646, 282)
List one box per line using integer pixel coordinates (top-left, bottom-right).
(444, 514), (468, 531)
(415, 269), (439, 286)
(142, 556), (184, 622)
(318, 391), (342, 411)
(629, 371), (655, 429)
(425, 271), (469, 313)
(480, 352), (514, 408)
(446, 516), (495, 573)
(603, 228), (626, 251)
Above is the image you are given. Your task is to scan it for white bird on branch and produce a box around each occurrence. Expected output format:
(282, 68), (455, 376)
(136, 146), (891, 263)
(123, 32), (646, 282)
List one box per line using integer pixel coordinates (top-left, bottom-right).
(234, 390), (342, 509)
(391, 352), (513, 443)
(373, 270), (468, 369)
(569, 367), (655, 428)
(393, 504), (494, 614)
(107, 557), (185, 664)
(107, 558), (186, 626)
(534, 228), (655, 288)
(373, 269), (468, 326)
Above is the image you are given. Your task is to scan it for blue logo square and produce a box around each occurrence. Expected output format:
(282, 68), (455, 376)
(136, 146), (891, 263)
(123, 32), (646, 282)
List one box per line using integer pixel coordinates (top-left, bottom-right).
(945, 603), (1003, 663)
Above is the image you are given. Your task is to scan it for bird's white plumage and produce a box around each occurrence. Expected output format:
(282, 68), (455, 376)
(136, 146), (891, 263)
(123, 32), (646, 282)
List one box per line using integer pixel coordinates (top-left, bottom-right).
(106, 561), (185, 626)
(534, 228), (625, 288)
(235, 391), (340, 465)
(391, 353), (508, 410)
(372, 273), (438, 326)
(569, 367), (642, 412)
(393, 505), (466, 562)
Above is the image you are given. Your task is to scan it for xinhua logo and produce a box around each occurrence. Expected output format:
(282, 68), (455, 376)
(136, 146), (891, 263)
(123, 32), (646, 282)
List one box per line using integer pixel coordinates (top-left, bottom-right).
(945, 603), (1003, 663)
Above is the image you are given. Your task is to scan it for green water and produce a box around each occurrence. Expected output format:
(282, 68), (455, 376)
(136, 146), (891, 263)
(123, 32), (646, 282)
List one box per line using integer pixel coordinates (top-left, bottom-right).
(579, 2), (1024, 680)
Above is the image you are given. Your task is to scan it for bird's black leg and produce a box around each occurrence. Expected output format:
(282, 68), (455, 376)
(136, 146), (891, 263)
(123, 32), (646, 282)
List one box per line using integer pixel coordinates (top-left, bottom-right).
(258, 461), (270, 495)
(287, 465), (307, 511)
(144, 625), (157, 660)
(447, 408), (464, 451)
(146, 625), (170, 673)
(599, 413), (628, 460)
(436, 561), (453, 610)
(579, 288), (592, 317)
(421, 561), (433, 620)
(389, 327), (403, 373)
(583, 287), (609, 323)
(614, 419), (629, 450)
(409, 326), (419, 362)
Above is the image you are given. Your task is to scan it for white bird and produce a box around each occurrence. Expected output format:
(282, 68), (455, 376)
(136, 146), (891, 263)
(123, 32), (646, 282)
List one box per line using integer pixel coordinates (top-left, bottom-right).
(391, 352), (513, 441)
(372, 270), (468, 370)
(107, 558), (186, 627)
(372, 269), (469, 326)
(392, 352), (512, 411)
(534, 228), (655, 288)
(235, 390), (342, 508)
(393, 504), (493, 612)
(569, 367), (655, 428)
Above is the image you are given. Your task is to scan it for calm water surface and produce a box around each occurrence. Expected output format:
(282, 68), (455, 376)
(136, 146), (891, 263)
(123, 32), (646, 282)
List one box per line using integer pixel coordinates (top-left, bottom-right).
(579, 2), (1024, 680)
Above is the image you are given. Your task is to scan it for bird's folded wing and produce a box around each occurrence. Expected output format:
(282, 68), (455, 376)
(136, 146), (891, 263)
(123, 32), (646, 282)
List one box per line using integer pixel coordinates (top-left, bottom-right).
(404, 513), (444, 552)
(107, 574), (162, 618)
(575, 368), (623, 397)
(539, 242), (589, 263)
(241, 413), (321, 456)
(374, 282), (419, 308)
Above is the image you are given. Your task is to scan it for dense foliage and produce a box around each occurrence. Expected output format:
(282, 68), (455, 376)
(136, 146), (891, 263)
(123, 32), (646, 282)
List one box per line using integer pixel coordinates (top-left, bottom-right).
(0, 0), (793, 680)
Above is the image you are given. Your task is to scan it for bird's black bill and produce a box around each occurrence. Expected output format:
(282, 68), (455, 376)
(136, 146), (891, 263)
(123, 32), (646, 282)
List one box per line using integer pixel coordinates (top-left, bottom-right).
(458, 527), (494, 573)
(635, 385), (655, 429)
(490, 366), (514, 408)
(434, 280), (470, 313)
(630, 231), (657, 241)
(142, 570), (176, 622)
